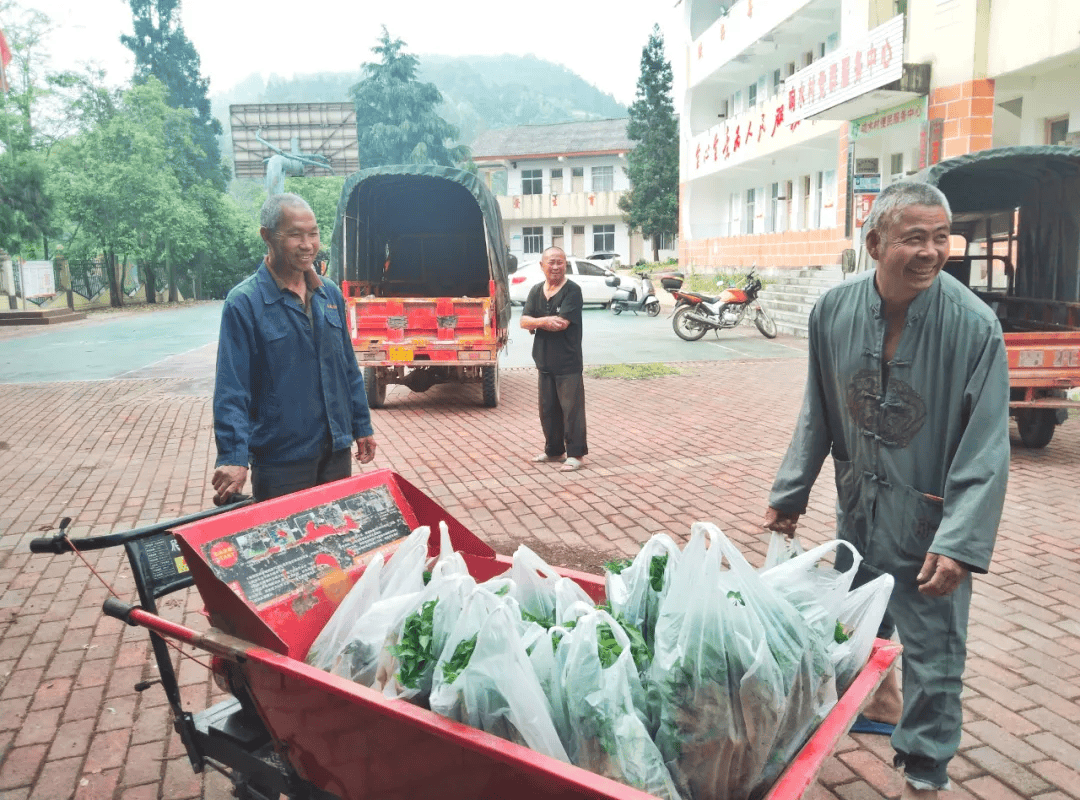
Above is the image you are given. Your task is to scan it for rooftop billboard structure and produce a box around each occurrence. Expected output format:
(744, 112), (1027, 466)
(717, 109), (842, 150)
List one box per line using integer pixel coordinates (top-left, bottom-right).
(229, 103), (360, 180)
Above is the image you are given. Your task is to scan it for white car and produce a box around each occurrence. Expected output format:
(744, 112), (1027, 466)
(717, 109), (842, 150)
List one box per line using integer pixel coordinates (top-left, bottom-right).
(508, 258), (623, 306)
(586, 251), (623, 269)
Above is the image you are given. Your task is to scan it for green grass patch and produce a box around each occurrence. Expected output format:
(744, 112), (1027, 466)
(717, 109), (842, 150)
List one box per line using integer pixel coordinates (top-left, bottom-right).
(586, 364), (682, 379)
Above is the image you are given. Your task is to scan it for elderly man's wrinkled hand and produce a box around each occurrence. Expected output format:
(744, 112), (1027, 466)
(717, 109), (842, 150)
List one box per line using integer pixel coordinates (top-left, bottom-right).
(212, 465), (248, 504)
(763, 506), (800, 538)
(354, 436), (377, 464)
(917, 553), (969, 596)
(545, 316), (569, 331)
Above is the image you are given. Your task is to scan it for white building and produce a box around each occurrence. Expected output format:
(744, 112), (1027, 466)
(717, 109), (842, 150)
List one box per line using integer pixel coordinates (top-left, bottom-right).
(472, 119), (677, 266)
(677, 0), (1080, 273)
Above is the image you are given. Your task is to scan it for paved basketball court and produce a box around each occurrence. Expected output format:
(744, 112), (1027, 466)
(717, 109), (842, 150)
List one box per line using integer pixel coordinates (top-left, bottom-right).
(0, 311), (1077, 799)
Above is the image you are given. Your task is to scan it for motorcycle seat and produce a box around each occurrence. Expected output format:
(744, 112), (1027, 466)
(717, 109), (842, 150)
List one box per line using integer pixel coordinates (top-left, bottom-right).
(679, 290), (720, 303)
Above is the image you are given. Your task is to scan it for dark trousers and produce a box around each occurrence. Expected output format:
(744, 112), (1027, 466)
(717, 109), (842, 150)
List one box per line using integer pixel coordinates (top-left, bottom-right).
(538, 371), (588, 459)
(250, 437), (352, 502)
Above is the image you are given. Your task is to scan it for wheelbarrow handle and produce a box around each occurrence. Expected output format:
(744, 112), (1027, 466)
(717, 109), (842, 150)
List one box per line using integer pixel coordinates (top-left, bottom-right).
(27, 495), (253, 554)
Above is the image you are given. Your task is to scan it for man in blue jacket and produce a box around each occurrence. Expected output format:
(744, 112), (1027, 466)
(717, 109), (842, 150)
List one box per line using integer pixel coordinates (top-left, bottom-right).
(212, 194), (377, 503)
(764, 181), (1009, 800)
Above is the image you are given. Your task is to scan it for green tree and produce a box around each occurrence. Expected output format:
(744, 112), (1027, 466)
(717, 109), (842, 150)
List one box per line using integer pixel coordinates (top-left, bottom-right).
(350, 28), (469, 168)
(0, 2), (57, 258)
(52, 79), (210, 306)
(618, 25), (679, 263)
(121, 0), (226, 189)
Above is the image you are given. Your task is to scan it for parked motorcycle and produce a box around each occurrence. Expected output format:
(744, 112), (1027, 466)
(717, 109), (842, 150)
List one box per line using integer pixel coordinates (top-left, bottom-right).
(671, 268), (778, 340)
(607, 273), (661, 316)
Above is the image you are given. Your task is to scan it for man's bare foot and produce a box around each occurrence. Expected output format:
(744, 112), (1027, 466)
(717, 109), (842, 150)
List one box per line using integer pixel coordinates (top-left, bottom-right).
(901, 781), (938, 800)
(862, 666), (902, 725)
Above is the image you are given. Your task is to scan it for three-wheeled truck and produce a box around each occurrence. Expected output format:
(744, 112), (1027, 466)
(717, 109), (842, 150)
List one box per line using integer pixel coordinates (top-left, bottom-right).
(330, 166), (512, 409)
(918, 146), (1080, 447)
(29, 471), (900, 800)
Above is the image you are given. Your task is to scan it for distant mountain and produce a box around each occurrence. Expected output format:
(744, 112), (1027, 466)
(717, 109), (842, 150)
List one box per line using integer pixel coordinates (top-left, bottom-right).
(210, 53), (627, 161)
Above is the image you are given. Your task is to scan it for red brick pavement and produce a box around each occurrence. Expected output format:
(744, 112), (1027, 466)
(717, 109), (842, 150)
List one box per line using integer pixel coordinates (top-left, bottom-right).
(1, 357), (1078, 800)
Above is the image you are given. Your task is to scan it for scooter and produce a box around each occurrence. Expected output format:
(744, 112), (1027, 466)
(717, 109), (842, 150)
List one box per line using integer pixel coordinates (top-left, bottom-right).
(608, 273), (661, 316)
(671, 268), (778, 340)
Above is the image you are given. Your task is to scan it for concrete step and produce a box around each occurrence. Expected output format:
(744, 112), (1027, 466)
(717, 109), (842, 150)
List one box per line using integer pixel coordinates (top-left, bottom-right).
(0, 309), (86, 326)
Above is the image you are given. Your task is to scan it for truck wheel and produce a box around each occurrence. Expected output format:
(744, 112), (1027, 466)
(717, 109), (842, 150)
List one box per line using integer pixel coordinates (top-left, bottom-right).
(1016, 408), (1055, 448)
(482, 366), (499, 408)
(364, 367), (385, 409)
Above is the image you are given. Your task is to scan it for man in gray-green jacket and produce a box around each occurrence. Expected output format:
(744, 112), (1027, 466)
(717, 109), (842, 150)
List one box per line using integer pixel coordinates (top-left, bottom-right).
(765, 181), (1010, 800)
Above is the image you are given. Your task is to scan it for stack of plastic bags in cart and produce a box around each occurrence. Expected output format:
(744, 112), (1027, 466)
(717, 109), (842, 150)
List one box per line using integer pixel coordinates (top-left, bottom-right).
(305, 520), (894, 800)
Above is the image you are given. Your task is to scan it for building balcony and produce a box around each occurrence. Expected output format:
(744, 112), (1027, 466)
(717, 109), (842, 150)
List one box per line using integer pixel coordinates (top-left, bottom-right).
(497, 191), (626, 221)
(687, 0), (840, 92)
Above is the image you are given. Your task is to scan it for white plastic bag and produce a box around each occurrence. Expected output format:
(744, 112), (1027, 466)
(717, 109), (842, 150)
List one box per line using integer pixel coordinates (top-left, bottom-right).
(762, 531), (805, 570)
(430, 594), (569, 763)
(652, 522), (835, 800)
(831, 573), (894, 695)
(760, 538), (861, 645)
(559, 609), (681, 800)
(305, 552), (384, 671)
(377, 555), (476, 702)
(508, 545), (592, 627)
(327, 525), (433, 684)
(605, 533), (681, 649)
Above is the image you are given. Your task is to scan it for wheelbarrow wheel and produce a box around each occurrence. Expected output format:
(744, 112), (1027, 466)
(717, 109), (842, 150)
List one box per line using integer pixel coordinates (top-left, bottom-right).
(364, 366), (385, 409)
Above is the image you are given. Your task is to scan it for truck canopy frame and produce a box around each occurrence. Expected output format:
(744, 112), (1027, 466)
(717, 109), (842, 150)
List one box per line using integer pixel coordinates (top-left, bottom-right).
(330, 164), (512, 330)
(919, 145), (1080, 304)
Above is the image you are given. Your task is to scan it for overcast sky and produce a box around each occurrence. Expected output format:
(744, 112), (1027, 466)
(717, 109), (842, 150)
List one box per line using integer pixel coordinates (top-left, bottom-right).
(14, 0), (681, 107)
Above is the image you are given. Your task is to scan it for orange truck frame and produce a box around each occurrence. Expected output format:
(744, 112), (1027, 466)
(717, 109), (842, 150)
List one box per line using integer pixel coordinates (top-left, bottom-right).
(922, 146), (1080, 448)
(329, 165), (512, 409)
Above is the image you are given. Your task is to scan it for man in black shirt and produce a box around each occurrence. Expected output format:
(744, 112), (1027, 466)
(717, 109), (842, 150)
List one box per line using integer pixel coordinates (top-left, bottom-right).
(520, 246), (587, 471)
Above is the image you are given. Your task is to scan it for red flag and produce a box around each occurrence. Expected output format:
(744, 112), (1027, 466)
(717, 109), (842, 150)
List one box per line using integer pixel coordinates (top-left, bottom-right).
(0, 27), (12, 93)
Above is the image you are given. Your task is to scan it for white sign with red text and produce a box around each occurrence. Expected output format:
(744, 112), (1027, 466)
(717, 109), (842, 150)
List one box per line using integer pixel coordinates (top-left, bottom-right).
(785, 15), (905, 124)
(686, 102), (838, 180)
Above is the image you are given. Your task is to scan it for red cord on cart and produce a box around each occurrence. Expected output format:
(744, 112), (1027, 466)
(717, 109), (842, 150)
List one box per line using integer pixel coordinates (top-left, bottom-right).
(62, 533), (213, 672)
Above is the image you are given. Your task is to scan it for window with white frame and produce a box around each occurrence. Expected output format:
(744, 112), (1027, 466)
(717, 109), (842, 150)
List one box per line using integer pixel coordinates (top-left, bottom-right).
(551, 226), (564, 249)
(571, 167), (584, 192)
(550, 168), (563, 194)
(744, 188), (756, 235)
(658, 231), (677, 250)
(748, 82), (757, 108)
(521, 169), (543, 195)
(523, 226), (543, 254)
(592, 224), (615, 252)
(591, 166), (614, 192)
(767, 182), (780, 233)
(729, 192), (740, 236)
(771, 69), (782, 97)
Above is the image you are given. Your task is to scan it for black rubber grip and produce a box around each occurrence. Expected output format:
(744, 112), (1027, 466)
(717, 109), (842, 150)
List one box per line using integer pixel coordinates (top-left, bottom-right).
(102, 596), (139, 625)
(28, 536), (71, 554)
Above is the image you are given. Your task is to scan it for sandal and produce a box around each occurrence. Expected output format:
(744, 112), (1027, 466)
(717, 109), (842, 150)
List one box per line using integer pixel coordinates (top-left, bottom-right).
(532, 453), (565, 463)
(561, 457), (583, 472)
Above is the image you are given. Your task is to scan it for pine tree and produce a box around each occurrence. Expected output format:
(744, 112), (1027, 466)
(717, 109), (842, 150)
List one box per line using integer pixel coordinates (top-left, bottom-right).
(121, 0), (226, 189)
(350, 28), (469, 169)
(618, 25), (679, 262)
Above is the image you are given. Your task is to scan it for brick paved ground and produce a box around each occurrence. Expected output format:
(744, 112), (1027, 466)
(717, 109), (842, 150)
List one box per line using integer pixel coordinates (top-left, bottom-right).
(1, 353), (1078, 800)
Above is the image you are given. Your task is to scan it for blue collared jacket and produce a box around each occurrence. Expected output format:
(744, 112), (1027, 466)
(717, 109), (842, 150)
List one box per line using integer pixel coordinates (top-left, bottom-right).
(214, 262), (373, 467)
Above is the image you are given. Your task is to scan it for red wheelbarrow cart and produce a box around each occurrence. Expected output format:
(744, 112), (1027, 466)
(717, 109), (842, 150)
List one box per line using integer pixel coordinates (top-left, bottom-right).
(30, 470), (899, 800)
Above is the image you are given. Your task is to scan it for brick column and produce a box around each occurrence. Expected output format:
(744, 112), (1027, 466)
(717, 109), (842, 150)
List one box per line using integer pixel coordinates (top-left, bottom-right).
(929, 79), (995, 159)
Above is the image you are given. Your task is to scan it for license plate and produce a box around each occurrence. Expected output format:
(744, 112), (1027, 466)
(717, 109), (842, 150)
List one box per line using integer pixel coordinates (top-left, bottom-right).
(388, 346), (413, 362)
